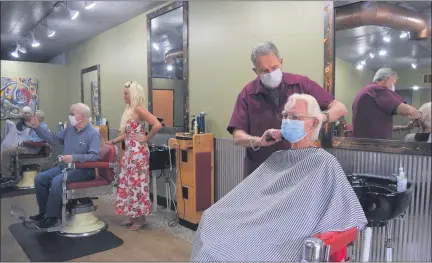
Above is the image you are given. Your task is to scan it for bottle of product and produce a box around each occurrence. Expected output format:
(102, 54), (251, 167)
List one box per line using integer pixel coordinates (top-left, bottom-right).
(397, 165), (407, 192)
(58, 122), (63, 132)
(194, 120), (198, 135)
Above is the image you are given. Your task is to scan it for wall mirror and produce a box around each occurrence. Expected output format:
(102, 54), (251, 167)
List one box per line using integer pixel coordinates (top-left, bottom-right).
(81, 64), (101, 120)
(323, 1), (431, 155)
(147, 2), (188, 131)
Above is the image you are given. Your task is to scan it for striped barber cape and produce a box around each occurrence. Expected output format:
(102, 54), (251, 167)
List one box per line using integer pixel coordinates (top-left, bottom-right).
(191, 148), (367, 262)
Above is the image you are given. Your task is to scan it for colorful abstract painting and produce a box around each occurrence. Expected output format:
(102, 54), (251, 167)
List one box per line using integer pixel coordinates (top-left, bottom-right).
(1, 77), (39, 119)
(91, 81), (100, 117)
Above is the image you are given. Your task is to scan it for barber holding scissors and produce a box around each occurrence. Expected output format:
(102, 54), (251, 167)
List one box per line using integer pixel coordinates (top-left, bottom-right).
(228, 42), (347, 178)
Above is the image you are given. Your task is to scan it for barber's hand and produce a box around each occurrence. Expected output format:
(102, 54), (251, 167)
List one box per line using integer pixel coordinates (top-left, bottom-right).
(258, 129), (282, 147)
(61, 155), (73, 163)
(28, 116), (39, 128)
(130, 134), (147, 143)
(106, 140), (114, 145)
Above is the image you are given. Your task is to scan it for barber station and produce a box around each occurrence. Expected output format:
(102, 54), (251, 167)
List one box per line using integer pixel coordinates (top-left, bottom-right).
(1, 0), (431, 262)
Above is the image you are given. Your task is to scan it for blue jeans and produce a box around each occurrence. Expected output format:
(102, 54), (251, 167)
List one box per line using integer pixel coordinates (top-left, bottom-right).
(34, 166), (95, 218)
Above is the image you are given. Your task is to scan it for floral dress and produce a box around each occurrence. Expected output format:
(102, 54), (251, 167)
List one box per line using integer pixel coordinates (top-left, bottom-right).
(116, 120), (151, 218)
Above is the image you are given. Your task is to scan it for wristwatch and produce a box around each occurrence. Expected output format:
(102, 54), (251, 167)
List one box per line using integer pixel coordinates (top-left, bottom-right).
(322, 110), (330, 124)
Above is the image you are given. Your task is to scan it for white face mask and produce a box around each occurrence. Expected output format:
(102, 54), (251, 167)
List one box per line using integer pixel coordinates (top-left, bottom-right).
(69, 115), (80, 127)
(391, 84), (395, 91)
(260, 68), (283, 88)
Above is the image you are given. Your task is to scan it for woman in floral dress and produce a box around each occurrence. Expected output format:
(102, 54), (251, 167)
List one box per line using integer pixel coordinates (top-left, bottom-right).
(108, 81), (162, 231)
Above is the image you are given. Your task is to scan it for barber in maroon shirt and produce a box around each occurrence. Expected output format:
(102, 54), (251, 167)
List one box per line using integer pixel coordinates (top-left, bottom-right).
(352, 68), (422, 140)
(227, 42), (348, 178)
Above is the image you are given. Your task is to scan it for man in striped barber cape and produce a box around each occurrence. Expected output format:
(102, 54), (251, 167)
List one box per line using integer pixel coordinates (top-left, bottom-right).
(191, 94), (367, 262)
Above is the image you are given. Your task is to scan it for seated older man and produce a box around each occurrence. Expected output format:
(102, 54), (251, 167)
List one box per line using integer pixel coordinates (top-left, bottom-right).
(1, 107), (47, 182)
(27, 103), (100, 229)
(191, 94), (367, 262)
(403, 102), (431, 143)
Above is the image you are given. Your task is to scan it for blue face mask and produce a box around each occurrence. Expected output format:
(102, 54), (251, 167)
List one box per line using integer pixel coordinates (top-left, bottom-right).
(281, 119), (309, 143)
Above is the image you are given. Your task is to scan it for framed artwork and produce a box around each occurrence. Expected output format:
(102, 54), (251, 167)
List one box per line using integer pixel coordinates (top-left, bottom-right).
(1, 77), (38, 119)
(91, 80), (100, 117)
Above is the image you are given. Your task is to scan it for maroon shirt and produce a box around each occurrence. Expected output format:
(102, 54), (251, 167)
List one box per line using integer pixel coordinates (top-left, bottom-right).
(227, 72), (334, 178)
(352, 83), (405, 140)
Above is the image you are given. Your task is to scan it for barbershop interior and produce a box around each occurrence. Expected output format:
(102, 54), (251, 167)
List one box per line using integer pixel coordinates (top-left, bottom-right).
(0, 0), (431, 262)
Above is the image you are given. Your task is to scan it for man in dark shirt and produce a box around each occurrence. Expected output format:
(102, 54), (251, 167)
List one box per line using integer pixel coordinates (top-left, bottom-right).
(227, 42), (348, 178)
(352, 68), (422, 140)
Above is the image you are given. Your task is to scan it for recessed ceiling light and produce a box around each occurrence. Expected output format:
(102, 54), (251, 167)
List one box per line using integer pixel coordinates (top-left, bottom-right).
(11, 46), (19, 58)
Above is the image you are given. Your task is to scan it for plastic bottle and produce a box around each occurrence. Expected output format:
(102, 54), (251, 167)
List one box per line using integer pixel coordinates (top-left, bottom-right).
(397, 165), (407, 192)
(194, 120), (198, 135)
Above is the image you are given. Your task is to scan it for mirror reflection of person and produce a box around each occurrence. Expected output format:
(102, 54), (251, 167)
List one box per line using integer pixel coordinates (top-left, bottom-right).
(228, 42), (347, 178)
(400, 102), (431, 143)
(352, 68), (422, 140)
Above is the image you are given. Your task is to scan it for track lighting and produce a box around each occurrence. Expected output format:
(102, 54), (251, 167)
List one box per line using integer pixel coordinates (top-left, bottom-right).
(46, 27), (56, 37)
(11, 46), (19, 58)
(360, 60), (366, 65)
(369, 52), (375, 58)
(18, 42), (26, 53)
(60, 3), (80, 20)
(30, 31), (40, 48)
(379, 49), (386, 56)
(400, 31), (408, 39)
(411, 63), (417, 69)
(153, 43), (159, 50)
(356, 64), (364, 70)
(85, 1), (96, 10)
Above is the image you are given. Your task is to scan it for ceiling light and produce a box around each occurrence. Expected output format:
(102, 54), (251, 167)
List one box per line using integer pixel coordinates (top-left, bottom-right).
(356, 64), (364, 70)
(383, 36), (391, 43)
(360, 60), (366, 65)
(153, 43), (159, 50)
(400, 31), (408, 39)
(166, 65), (173, 71)
(47, 27), (55, 37)
(411, 63), (417, 69)
(17, 42), (26, 53)
(84, 1), (96, 9)
(69, 9), (80, 20)
(412, 85), (419, 90)
(30, 31), (40, 48)
(379, 49), (387, 56)
(369, 52), (375, 58)
(11, 46), (19, 58)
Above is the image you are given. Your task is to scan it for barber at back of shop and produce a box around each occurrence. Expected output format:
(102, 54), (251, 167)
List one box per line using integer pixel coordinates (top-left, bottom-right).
(228, 41), (348, 178)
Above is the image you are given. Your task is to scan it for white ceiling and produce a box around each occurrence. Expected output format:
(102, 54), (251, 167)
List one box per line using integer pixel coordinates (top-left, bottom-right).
(334, 1), (432, 70)
(1, 1), (164, 63)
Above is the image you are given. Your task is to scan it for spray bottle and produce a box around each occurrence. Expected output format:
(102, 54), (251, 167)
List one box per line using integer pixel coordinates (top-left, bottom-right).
(396, 165), (407, 192)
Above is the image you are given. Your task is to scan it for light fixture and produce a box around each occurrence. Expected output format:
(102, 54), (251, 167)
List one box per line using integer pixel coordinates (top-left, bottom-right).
(379, 49), (387, 56)
(46, 27), (55, 37)
(383, 36), (391, 43)
(356, 64), (364, 70)
(360, 60), (366, 65)
(412, 85), (419, 90)
(61, 3), (80, 20)
(10, 46), (19, 58)
(17, 42), (26, 53)
(153, 43), (159, 50)
(30, 31), (40, 47)
(400, 31), (408, 39)
(411, 63), (417, 69)
(84, 1), (96, 9)
(369, 52), (375, 58)
(166, 65), (173, 71)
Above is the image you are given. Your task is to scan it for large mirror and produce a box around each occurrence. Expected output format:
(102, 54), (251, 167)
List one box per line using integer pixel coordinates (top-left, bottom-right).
(325, 1), (431, 154)
(81, 64), (101, 120)
(147, 2), (188, 131)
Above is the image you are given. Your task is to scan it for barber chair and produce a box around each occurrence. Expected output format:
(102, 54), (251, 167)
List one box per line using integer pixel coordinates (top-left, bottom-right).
(7, 141), (52, 189)
(302, 227), (357, 262)
(46, 144), (118, 237)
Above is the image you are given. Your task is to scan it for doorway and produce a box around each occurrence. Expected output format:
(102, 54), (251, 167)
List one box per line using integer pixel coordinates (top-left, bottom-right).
(152, 89), (174, 127)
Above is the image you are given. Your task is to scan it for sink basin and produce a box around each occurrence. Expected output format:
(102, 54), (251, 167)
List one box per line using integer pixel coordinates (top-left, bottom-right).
(347, 173), (414, 227)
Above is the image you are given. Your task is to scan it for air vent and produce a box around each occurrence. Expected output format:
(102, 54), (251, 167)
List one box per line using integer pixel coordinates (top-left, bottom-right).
(424, 74), (432, 84)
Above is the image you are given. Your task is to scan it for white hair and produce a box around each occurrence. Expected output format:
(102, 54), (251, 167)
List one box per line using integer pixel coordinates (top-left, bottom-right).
(22, 106), (32, 113)
(71, 103), (91, 118)
(283, 94), (323, 140)
(373, 68), (397, 82)
(419, 102), (431, 130)
(251, 41), (281, 68)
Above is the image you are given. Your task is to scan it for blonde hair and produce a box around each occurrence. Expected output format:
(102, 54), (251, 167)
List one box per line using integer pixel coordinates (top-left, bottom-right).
(419, 102), (431, 131)
(283, 94), (323, 140)
(119, 81), (145, 132)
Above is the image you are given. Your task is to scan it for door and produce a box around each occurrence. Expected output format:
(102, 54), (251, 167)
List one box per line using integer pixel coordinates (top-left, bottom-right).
(152, 89), (174, 127)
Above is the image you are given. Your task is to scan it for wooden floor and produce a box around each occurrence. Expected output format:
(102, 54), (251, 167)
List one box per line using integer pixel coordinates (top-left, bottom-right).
(1, 193), (192, 262)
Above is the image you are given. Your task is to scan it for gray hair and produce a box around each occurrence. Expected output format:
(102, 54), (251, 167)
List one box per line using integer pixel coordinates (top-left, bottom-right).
(251, 41), (281, 68)
(283, 94), (323, 140)
(71, 103), (91, 118)
(419, 102), (431, 130)
(22, 106), (32, 114)
(373, 68), (398, 82)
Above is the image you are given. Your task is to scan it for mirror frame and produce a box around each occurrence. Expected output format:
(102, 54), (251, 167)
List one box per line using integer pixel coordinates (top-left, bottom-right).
(147, 2), (189, 131)
(80, 64), (101, 117)
(323, 1), (431, 156)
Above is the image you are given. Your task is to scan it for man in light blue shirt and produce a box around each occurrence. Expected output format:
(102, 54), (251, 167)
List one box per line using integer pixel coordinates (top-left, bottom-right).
(27, 103), (100, 229)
